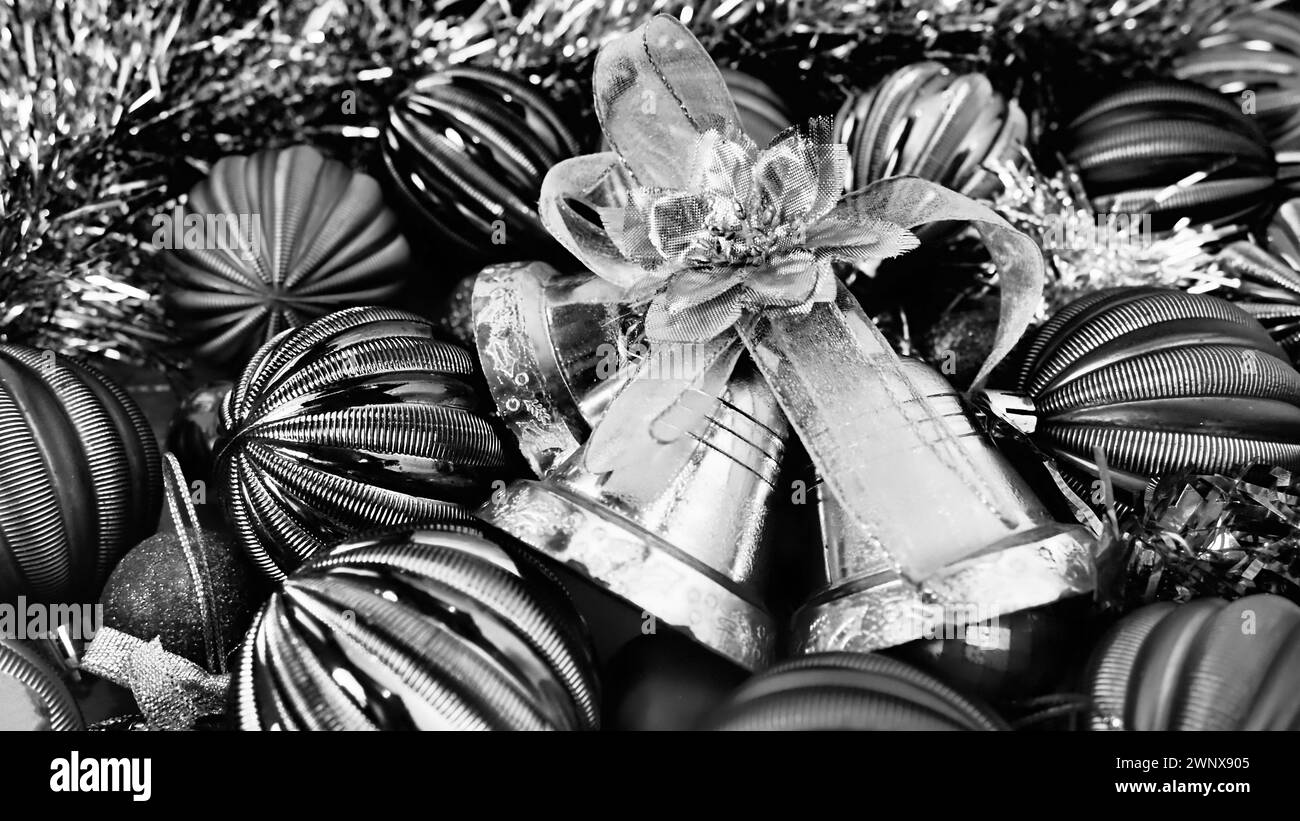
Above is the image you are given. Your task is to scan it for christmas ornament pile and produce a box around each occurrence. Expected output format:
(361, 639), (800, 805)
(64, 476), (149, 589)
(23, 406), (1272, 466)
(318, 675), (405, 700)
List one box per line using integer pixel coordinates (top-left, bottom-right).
(8, 1), (1300, 734)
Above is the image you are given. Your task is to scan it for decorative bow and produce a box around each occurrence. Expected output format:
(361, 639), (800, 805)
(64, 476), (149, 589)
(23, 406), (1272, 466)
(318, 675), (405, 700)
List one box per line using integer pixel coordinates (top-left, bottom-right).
(80, 628), (230, 731)
(539, 15), (1045, 580)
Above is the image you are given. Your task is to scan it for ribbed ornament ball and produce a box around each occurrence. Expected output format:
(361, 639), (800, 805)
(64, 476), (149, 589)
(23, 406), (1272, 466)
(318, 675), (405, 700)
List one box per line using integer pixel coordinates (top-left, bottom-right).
(382, 67), (580, 260)
(1064, 81), (1276, 229)
(719, 69), (792, 147)
(0, 638), (82, 731)
(214, 307), (508, 580)
(1015, 287), (1300, 501)
(234, 520), (600, 731)
(0, 346), (162, 603)
(833, 62), (1026, 198)
(1086, 595), (1300, 730)
(703, 653), (1007, 731)
(1174, 7), (1300, 152)
(163, 145), (410, 367)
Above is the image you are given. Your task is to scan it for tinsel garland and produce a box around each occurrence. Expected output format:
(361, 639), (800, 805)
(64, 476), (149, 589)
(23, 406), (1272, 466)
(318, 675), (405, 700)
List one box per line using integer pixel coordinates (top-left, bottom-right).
(987, 155), (1242, 313)
(0, 0), (1251, 369)
(1115, 465), (1300, 607)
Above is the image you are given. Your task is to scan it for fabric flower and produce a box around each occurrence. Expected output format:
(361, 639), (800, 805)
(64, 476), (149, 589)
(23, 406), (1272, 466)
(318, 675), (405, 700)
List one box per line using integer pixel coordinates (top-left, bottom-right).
(598, 119), (919, 343)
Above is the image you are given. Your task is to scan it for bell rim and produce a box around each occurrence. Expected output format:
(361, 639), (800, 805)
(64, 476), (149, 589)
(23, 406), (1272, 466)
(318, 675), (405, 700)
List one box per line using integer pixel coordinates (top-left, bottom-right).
(478, 479), (777, 671)
(789, 524), (1096, 655)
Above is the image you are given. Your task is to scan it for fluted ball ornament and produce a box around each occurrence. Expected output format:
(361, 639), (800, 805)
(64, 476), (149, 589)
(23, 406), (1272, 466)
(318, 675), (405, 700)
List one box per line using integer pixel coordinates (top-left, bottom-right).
(1064, 81), (1276, 230)
(833, 62), (1026, 199)
(1086, 595), (1300, 730)
(719, 69), (792, 147)
(1213, 241), (1300, 361)
(0, 639), (82, 731)
(1174, 7), (1300, 152)
(704, 653), (1008, 731)
(382, 67), (580, 259)
(996, 287), (1300, 503)
(234, 520), (600, 731)
(0, 346), (162, 603)
(163, 145), (410, 367)
(214, 307), (508, 580)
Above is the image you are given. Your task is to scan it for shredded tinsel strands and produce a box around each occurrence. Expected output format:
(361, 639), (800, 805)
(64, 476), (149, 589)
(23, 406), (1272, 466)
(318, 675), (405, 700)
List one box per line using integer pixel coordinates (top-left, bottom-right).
(0, 0), (1250, 368)
(0, 0), (180, 365)
(1116, 465), (1300, 607)
(988, 155), (1241, 313)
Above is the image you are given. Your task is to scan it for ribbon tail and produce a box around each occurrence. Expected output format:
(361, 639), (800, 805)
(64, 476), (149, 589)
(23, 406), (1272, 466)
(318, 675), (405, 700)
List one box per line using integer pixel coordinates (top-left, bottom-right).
(737, 281), (1030, 581)
(81, 627), (231, 731)
(837, 175), (1046, 390)
(582, 334), (743, 474)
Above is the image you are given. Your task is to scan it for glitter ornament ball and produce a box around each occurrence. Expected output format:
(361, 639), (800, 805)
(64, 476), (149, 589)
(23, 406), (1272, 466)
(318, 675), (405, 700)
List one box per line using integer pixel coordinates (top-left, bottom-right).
(215, 307), (508, 580)
(1086, 595), (1300, 730)
(163, 145), (410, 368)
(382, 67), (580, 260)
(0, 638), (82, 731)
(704, 653), (1008, 731)
(0, 345), (163, 603)
(1009, 287), (1300, 502)
(1065, 81), (1276, 230)
(99, 528), (260, 672)
(234, 520), (601, 731)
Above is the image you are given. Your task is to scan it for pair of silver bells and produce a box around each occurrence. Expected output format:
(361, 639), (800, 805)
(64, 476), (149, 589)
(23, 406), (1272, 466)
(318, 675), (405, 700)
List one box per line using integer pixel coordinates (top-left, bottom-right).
(473, 262), (1096, 670)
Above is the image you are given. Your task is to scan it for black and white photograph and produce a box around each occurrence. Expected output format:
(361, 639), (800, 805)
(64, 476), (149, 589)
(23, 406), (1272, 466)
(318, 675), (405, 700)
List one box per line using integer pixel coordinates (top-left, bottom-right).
(0, 0), (1296, 804)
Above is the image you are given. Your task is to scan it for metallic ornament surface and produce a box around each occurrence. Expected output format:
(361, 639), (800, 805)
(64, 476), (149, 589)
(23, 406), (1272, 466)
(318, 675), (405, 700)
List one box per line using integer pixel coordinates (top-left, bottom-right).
(1008, 287), (1300, 499)
(234, 519), (600, 731)
(891, 598), (1090, 704)
(0, 638), (83, 731)
(382, 66), (580, 259)
(0, 346), (163, 603)
(720, 69), (792, 147)
(1065, 81), (1276, 230)
(1086, 594), (1300, 730)
(833, 62), (1026, 199)
(788, 358), (1095, 657)
(478, 358), (787, 671)
(472, 261), (632, 476)
(215, 307), (508, 581)
(1174, 8), (1300, 152)
(1215, 241), (1300, 359)
(166, 381), (233, 485)
(163, 145), (409, 367)
(704, 652), (1008, 731)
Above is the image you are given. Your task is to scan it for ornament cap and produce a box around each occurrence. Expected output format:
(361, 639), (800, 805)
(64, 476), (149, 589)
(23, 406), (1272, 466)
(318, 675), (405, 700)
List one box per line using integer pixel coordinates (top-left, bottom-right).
(977, 388), (1039, 434)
